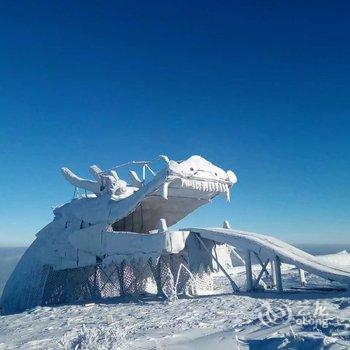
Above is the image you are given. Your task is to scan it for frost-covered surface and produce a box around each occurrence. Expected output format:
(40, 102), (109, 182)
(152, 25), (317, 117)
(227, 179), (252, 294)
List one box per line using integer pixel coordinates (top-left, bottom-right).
(1, 156), (238, 314)
(191, 228), (350, 286)
(1, 259), (350, 350)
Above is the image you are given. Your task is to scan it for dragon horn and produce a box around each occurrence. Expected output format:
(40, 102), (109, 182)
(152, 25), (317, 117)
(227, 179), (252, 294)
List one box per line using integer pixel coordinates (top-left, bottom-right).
(89, 165), (103, 180)
(61, 167), (100, 194)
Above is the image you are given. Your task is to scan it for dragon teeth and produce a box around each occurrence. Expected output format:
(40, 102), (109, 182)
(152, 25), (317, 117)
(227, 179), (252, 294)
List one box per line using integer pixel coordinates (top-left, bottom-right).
(225, 188), (230, 202)
(178, 179), (230, 194)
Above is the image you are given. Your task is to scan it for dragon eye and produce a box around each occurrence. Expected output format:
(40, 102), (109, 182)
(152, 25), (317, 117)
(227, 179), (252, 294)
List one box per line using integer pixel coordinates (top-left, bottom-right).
(190, 167), (194, 171)
(214, 172), (217, 176)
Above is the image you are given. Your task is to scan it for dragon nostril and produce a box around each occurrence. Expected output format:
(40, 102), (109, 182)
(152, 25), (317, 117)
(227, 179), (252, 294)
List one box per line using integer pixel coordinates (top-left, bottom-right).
(190, 167), (194, 171)
(214, 172), (217, 176)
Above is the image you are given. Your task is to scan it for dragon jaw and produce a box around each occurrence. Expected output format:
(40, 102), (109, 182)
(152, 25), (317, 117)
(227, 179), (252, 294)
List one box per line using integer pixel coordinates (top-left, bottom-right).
(158, 155), (237, 202)
(111, 155), (237, 233)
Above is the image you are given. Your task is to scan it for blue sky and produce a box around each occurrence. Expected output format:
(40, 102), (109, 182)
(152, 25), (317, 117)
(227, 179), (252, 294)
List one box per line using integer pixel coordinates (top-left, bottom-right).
(0, 1), (349, 246)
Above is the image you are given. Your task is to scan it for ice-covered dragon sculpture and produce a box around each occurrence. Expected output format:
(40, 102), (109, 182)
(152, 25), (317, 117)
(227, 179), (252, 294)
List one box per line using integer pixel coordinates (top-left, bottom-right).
(57, 155), (236, 232)
(1, 155), (237, 314)
(2, 155), (349, 315)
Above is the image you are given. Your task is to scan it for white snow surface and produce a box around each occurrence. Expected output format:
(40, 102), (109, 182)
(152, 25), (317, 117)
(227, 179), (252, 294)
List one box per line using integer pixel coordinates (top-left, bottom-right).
(1, 256), (350, 350)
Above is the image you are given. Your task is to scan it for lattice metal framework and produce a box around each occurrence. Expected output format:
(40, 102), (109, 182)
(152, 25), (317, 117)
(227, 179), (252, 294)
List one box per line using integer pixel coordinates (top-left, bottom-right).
(41, 253), (214, 306)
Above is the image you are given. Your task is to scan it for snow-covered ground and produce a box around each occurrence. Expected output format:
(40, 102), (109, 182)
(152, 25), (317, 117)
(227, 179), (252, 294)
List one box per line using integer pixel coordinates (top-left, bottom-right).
(1, 252), (350, 350)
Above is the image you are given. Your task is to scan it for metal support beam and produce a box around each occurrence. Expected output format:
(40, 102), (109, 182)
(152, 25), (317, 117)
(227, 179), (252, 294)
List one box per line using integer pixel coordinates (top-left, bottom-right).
(92, 265), (101, 299)
(244, 250), (253, 292)
(253, 259), (270, 290)
(229, 247), (245, 265)
(148, 258), (164, 296)
(270, 260), (276, 287)
(116, 261), (126, 296)
(195, 234), (239, 292)
(229, 248), (267, 290)
(253, 252), (271, 278)
(99, 263), (119, 292)
(299, 269), (307, 287)
(274, 255), (283, 292)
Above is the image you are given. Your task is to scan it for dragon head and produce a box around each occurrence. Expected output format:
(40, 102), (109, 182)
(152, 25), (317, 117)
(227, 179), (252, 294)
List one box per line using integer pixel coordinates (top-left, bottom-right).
(58, 155), (237, 233)
(162, 155), (237, 202)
